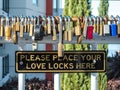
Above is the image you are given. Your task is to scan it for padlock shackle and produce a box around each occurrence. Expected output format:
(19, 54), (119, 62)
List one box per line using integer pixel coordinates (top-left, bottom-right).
(59, 16), (63, 43)
(96, 16), (99, 24)
(1, 16), (4, 25)
(100, 16), (103, 24)
(88, 16), (93, 25)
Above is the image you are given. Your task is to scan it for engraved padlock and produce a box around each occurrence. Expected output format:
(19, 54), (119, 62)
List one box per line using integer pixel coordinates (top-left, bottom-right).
(15, 17), (20, 32)
(5, 16), (11, 41)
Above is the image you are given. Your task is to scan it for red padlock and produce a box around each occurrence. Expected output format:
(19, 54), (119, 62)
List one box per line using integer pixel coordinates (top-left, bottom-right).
(87, 26), (94, 39)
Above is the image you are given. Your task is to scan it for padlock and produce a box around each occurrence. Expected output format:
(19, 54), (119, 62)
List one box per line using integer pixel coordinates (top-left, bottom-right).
(27, 16), (30, 32)
(63, 17), (68, 41)
(24, 17), (27, 32)
(15, 17), (20, 32)
(20, 17), (24, 38)
(13, 31), (17, 44)
(29, 16), (34, 36)
(110, 16), (117, 36)
(5, 17), (11, 41)
(99, 17), (103, 36)
(96, 16), (100, 34)
(80, 16), (84, 29)
(103, 16), (110, 36)
(68, 16), (72, 42)
(51, 16), (57, 40)
(117, 16), (120, 38)
(75, 17), (81, 36)
(77, 35), (83, 43)
(58, 16), (63, 57)
(93, 16), (97, 33)
(0, 17), (4, 36)
(12, 17), (16, 32)
(86, 17), (94, 39)
(83, 17), (88, 38)
(34, 17), (44, 41)
(47, 16), (51, 34)
(42, 16), (47, 35)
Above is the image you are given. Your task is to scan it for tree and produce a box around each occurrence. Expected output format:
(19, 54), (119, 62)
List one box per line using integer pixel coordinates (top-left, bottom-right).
(63, 0), (91, 17)
(98, 0), (109, 16)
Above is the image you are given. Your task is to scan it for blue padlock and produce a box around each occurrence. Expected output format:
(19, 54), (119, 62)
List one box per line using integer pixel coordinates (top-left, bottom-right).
(110, 16), (117, 36)
(110, 24), (117, 36)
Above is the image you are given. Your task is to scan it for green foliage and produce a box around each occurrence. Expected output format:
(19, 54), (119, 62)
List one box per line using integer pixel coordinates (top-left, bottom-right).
(61, 44), (91, 90)
(63, 0), (91, 17)
(98, 0), (109, 16)
(97, 44), (108, 90)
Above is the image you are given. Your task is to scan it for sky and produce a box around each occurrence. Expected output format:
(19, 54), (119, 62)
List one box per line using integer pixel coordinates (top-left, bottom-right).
(61, 0), (120, 16)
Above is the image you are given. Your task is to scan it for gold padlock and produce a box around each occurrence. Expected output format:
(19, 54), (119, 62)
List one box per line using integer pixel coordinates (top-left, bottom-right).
(27, 17), (31, 32)
(96, 17), (100, 34)
(12, 17), (16, 32)
(64, 30), (68, 41)
(93, 16), (97, 33)
(5, 26), (11, 41)
(20, 25), (24, 37)
(15, 17), (20, 32)
(29, 24), (33, 36)
(29, 17), (34, 36)
(24, 17), (27, 32)
(77, 35), (83, 43)
(0, 17), (4, 36)
(13, 31), (17, 44)
(117, 17), (120, 37)
(47, 17), (51, 34)
(58, 43), (63, 57)
(68, 30), (72, 41)
(99, 17), (103, 36)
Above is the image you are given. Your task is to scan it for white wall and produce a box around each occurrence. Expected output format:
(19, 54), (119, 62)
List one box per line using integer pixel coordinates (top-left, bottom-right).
(0, 44), (18, 77)
(9, 0), (46, 16)
(25, 44), (46, 80)
(26, 0), (46, 16)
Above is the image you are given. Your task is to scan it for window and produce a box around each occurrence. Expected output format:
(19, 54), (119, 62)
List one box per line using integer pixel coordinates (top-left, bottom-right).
(3, 0), (9, 13)
(32, 0), (38, 6)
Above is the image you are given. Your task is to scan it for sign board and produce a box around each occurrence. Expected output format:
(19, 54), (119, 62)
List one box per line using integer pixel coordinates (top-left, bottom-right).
(16, 51), (106, 73)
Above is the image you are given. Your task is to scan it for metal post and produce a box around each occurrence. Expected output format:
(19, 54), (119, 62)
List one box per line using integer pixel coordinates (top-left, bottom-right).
(91, 44), (98, 90)
(54, 73), (60, 90)
(18, 46), (25, 90)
